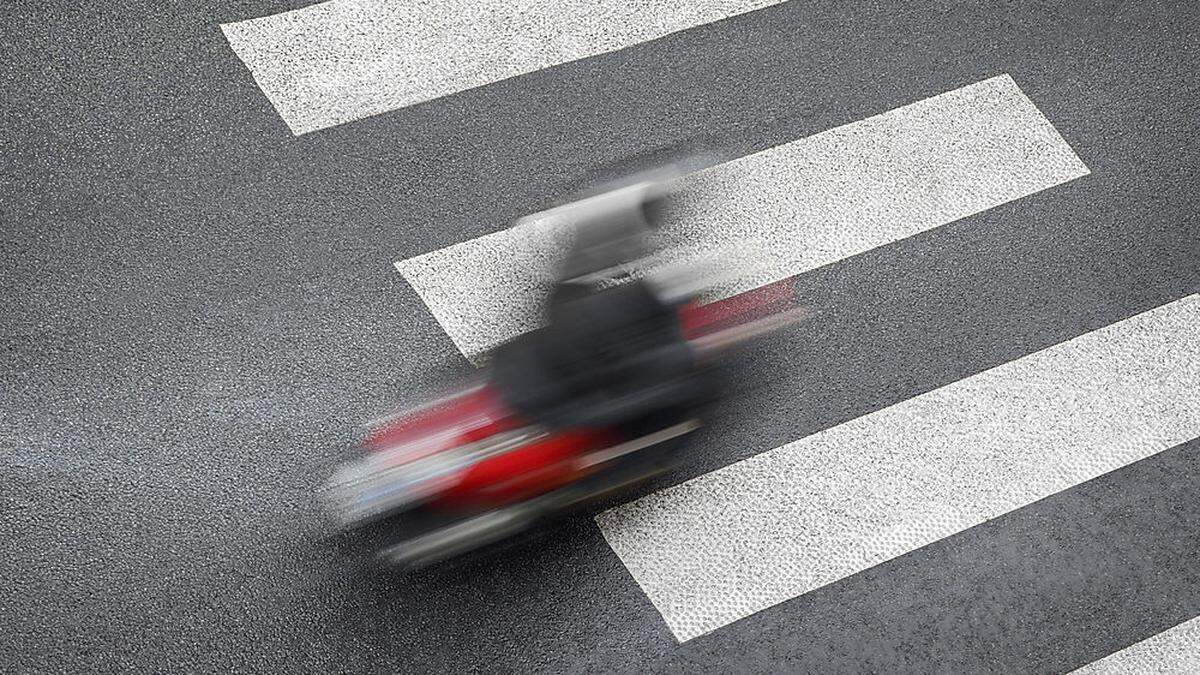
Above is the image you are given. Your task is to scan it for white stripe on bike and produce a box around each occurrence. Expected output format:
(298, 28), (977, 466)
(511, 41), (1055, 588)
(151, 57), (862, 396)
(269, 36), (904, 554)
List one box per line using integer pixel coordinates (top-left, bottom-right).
(595, 294), (1200, 642)
(395, 74), (1089, 363)
(220, 0), (782, 135)
(1072, 614), (1200, 674)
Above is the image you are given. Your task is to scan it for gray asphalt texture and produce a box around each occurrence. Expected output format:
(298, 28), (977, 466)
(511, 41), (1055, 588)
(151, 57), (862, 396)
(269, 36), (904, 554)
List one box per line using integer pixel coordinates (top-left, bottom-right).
(3, 0), (1198, 672)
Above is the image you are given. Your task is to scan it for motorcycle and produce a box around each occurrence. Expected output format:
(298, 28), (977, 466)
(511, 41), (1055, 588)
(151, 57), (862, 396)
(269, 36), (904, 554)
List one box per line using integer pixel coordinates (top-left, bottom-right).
(323, 176), (811, 569)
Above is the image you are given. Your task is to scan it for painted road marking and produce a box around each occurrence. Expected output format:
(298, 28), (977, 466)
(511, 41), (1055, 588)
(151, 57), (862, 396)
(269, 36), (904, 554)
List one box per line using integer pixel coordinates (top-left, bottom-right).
(1073, 615), (1200, 674)
(395, 74), (1089, 362)
(595, 294), (1200, 642)
(221, 0), (782, 135)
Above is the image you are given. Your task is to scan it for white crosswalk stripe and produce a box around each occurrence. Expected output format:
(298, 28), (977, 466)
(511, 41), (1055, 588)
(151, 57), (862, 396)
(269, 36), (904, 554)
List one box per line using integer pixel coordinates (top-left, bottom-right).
(1073, 615), (1200, 674)
(396, 74), (1088, 363)
(596, 293), (1200, 641)
(221, 0), (781, 134)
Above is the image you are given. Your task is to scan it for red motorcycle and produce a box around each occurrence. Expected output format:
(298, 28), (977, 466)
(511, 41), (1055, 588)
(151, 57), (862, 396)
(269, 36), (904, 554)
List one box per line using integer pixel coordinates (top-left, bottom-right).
(323, 179), (810, 568)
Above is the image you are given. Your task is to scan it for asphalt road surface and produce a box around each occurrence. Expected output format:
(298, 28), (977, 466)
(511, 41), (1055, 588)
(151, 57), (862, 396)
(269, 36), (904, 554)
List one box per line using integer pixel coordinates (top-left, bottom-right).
(3, 1), (1199, 672)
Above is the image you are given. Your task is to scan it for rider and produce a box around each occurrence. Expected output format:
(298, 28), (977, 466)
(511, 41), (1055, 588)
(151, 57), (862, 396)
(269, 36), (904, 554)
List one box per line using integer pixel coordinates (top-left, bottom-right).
(490, 182), (717, 436)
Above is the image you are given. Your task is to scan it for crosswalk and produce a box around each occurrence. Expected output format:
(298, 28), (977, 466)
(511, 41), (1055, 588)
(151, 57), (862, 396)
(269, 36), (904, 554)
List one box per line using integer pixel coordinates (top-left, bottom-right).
(220, 2), (1200, 670)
